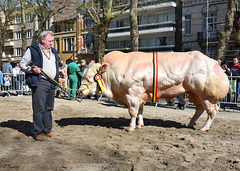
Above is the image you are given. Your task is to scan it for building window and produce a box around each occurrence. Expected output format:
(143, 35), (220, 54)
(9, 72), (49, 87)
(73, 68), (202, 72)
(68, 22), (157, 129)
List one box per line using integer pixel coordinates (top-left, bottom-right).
(55, 39), (60, 52)
(54, 24), (62, 33)
(63, 37), (75, 51)
(15, 15), (21, 24)
(16, 31), (22, 40)
(64, 23), (74, 32)
(83, 35), (95, 48)
(26, 14), (31, 22)
(203, 12), (217, 31)
(16, 48), (22, 56)
(27, 30), (32, 38)
(185, 15), (191, 35)
(84, 16), (94, 28)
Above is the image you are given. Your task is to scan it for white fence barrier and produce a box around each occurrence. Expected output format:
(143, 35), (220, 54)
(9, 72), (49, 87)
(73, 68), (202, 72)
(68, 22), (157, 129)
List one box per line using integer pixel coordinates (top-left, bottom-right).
(0, 73), (31, 97)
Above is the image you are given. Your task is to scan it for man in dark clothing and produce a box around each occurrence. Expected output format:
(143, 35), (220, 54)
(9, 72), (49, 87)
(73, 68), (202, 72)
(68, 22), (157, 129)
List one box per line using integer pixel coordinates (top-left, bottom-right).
(230, 57), (240, 103)
(20, 31), (59, 141)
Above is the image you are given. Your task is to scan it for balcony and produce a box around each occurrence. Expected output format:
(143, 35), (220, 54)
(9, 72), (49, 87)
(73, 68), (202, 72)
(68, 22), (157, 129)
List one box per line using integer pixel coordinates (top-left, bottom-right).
(197, 30), (220, 41)
(6, 25), (14, 31)
(4, 39), (14, 46)
(108, 21), (175, 38)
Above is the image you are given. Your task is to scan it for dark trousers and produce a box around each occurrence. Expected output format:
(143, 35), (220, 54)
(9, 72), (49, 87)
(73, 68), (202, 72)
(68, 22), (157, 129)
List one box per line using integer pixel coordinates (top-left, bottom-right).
(32, 79), (55, 136)
(176, 94), (186, 105)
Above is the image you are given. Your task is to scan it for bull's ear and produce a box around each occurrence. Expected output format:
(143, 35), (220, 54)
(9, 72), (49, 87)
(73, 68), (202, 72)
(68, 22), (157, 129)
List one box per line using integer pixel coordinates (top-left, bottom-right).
(100, 63), (109, 73)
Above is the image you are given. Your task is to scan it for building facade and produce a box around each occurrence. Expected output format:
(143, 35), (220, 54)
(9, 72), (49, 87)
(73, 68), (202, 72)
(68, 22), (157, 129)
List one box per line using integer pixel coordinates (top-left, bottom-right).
(2, 7), (54, 65)
(105, 0), (179, 53)
(3, 8), (38, 64)
(3, 0), (240, 65)
(182, 0), (240, 62)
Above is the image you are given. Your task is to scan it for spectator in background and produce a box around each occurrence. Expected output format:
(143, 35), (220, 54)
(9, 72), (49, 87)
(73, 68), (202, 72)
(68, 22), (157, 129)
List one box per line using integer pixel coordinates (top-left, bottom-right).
(56, 60), (68, 98)
(3, 72), (11, 91)
(16, 69), (25, 96)
(67, 58), (83, 100)
(230, 57), (240, 103)
(13, 63), (21, 89)
(220, 61), (231, 111)
(2, 59), (13, 76)
(0, 69), (3, 91)
(79, 59), (91, 98)
(80, 59), (88, 73)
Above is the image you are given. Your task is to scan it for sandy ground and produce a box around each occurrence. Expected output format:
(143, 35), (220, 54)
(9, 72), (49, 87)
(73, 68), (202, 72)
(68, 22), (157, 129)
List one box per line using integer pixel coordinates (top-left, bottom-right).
(0, 95), (240, 171)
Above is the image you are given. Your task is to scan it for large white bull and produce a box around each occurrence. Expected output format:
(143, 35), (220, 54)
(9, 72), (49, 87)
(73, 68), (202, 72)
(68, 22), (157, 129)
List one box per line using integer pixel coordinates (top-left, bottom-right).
(80, 51), (229, 132)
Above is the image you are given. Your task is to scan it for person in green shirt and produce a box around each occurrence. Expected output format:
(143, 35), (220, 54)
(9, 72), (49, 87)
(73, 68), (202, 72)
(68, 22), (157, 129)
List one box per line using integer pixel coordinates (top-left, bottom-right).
(67, 58), (83, 100)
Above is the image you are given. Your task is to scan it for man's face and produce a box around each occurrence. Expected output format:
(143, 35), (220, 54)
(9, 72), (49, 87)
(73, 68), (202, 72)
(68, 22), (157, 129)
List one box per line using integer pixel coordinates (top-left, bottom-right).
(41, 35), (54, 50)
(234, 58), (239, 65)
(60, 61), (64, 66)
(81, 60), (86, 66)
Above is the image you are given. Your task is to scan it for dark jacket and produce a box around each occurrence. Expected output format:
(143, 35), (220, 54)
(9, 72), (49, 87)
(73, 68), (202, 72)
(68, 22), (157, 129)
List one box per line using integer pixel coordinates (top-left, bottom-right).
(25, 43), (59, 88)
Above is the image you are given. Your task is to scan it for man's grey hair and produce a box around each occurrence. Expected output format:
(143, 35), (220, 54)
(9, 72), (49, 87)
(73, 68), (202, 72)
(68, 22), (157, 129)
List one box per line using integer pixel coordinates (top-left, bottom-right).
(40, 31), (54, 41)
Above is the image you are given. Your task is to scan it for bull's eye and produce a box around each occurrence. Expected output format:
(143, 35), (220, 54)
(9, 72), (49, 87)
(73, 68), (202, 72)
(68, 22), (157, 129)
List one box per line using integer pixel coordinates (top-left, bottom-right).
(87, 75), (94, 82)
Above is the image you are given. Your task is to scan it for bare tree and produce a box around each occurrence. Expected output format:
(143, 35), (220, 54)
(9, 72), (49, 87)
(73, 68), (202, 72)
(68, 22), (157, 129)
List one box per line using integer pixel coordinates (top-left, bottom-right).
(130, 0), (139, 51)
(215, 0), (238, 60)
(26, 0), (69, 41)
(83, 0), (130, 62)
(0, 0), (19, 64)
(21, 0), (27, 54)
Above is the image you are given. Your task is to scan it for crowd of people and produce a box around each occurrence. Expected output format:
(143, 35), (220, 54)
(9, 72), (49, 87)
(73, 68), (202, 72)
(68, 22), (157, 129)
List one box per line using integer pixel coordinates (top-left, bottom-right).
(0, 47), (92, 100)
(56, 57), (96, 100)
(0, 60), (26, 96)
(218, 57), (240, 111)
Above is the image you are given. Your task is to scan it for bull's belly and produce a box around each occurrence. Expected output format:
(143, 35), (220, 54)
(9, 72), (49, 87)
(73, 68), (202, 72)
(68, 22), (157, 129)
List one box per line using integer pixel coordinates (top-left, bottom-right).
(157, 84), (186, 98)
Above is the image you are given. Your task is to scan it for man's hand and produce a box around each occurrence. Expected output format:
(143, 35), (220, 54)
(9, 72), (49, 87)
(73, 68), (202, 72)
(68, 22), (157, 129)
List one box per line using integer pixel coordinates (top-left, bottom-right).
(32, 66), (41, 74)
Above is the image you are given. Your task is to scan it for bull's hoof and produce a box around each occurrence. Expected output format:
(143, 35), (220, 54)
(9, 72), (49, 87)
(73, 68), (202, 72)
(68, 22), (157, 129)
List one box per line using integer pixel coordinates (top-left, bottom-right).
(136, 125), (144, 129)
(200, 127), (209, 132)
(128, 127), (135, 132)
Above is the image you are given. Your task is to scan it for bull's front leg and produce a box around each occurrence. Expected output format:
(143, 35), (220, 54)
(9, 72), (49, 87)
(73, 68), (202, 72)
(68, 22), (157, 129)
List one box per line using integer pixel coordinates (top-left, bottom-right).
(137, 106), (144, 129)
(128, 108), (138, 132)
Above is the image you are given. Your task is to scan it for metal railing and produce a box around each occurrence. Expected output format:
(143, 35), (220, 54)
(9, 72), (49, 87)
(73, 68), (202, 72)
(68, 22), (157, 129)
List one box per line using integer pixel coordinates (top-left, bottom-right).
(154, 75), (240, 111)
(0, 73), (31, 97)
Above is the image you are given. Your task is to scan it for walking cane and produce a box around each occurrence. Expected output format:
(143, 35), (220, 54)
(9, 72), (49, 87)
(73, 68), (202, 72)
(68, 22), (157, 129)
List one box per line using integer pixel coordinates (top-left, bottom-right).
(26, 60), (82, 103)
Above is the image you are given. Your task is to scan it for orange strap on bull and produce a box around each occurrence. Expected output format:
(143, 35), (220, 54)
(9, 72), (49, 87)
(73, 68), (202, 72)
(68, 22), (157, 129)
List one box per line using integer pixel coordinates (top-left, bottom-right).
(153, 52), (158, 102)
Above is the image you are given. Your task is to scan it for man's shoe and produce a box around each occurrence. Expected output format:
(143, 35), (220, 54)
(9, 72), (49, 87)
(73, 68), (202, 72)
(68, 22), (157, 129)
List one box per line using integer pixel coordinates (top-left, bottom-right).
(45, 132), (58, 137)
(35, 135), (46, 141)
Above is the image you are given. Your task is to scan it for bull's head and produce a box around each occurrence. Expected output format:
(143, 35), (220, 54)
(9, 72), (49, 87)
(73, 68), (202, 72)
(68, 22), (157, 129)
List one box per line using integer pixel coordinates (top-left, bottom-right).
(79, 62), (108, 96)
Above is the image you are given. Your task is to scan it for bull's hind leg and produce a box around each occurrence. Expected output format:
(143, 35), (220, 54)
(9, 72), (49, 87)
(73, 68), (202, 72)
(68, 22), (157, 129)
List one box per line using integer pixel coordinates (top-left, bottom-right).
(188, 93), (204, 128)
(200, 102), (218, 131)
(137, 106), (144, 129)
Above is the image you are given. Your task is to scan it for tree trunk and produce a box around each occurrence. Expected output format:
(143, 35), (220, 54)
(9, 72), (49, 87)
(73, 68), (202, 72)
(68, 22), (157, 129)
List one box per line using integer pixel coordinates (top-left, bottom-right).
(215, 0), (237, 60)
(21, 0), (27, 54)
(130, 0), (139, 51)
(98, 25), (109, 62)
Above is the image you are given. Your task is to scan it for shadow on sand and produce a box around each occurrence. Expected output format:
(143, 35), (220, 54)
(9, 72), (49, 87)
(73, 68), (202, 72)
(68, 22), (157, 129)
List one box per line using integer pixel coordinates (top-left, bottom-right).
(55, 117), (187, 130)
(0, 120), (34, 137)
